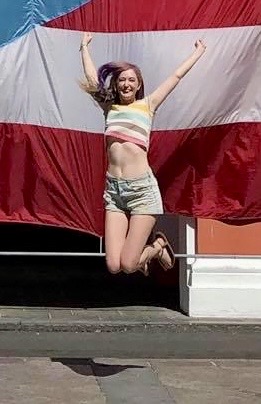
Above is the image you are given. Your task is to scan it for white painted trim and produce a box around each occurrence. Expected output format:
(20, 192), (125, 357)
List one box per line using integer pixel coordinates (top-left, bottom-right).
(190, 258), (261, 287)
(189, 287), (261, 318)
(178, 216), (196, 314)
(178, 217), (261, 318)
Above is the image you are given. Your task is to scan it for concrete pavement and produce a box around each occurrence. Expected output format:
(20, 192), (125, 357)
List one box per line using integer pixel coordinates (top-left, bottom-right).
(0, 306), (261, 359)
(1, 301), (261, 402)
(1, 357), (261, 403)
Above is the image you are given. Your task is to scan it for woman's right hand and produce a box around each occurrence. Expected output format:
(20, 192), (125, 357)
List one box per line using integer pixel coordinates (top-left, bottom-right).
(82, 32), (93, 45)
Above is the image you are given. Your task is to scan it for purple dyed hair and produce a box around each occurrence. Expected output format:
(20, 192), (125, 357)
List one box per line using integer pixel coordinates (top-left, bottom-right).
(93, 61), (145, 104)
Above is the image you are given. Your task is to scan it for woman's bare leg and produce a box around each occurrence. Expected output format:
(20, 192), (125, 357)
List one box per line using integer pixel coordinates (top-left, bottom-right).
(105, 212), (173, 275)
(120, 215), (161, 274)
(104, 210), (129, 274)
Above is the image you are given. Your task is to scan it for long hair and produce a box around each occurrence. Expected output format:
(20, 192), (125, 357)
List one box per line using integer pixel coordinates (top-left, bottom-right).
(82, 62), (145, 104)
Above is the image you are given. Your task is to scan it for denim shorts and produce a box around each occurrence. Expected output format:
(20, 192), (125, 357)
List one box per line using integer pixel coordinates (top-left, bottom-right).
(104, 170), (164, 215)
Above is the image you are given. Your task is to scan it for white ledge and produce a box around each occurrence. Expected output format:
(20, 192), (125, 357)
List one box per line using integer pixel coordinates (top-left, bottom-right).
(186, 258), (261, 317)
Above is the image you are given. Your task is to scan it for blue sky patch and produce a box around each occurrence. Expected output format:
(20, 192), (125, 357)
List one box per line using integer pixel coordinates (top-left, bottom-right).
(0, 0), (91, 47)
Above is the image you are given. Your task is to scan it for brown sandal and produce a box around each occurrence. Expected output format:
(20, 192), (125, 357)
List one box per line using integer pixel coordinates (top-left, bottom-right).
(155, 232), (175, 271)
(138, 245), (152, 276)
(138, 264), (150, 277)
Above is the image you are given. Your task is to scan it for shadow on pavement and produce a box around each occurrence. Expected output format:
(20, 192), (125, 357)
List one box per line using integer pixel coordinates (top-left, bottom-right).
(52, 358), (144, 377)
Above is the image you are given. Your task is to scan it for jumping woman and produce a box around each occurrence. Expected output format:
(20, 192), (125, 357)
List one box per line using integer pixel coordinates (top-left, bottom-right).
(80, 32), (206, 275)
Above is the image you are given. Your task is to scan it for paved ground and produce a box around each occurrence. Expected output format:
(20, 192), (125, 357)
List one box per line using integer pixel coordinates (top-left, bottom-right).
(0, 306), (260, 402)
(1, 357), (261, 403)
(1, 306), (261, 359)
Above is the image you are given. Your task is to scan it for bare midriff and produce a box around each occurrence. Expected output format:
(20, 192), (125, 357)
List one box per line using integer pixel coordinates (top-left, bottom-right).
(106, 137), (150, 179)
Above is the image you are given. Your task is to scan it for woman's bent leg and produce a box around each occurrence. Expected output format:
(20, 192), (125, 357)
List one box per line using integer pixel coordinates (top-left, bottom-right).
(105, 210), (129, 274)
(120, 214), (159, 274)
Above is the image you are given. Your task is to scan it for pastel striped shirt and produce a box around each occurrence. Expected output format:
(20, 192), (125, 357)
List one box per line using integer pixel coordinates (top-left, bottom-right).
(105, 98), (153, 150)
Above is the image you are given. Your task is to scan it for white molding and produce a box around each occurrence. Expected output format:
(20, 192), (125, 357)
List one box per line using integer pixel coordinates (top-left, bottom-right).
(178, 217), (261, 318)
(178, 216), (196, 314)
(190, 258), (261, 287)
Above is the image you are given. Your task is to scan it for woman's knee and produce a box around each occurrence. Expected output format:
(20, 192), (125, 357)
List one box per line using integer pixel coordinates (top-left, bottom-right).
(120, 256), (139, 274)
(106, 257), (121, 274)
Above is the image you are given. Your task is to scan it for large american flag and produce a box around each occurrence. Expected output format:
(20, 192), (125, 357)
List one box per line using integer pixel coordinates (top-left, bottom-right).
(0, 0), (260, 236)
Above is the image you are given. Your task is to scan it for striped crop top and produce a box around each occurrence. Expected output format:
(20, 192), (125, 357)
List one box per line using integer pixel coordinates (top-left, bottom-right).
(104, 98), (153, 151)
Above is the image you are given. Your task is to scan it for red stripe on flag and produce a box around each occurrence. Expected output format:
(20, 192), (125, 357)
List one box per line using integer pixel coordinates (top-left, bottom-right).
(150, 122), (261, 220)
(0, 123), (106, 236)
(45, 0), (261, 32)
(0, 122), (261, 235)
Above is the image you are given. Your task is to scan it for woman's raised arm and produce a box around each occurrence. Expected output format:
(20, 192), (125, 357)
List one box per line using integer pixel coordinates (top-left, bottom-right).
(148, 40), (206, 113)
(80, 32), (99, 92)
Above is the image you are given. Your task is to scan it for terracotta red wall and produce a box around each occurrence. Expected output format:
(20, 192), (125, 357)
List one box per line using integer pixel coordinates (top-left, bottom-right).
(197, 219), (261, 254)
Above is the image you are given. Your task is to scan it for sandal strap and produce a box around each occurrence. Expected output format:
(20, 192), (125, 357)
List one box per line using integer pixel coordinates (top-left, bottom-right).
(154, 238), (167, 249)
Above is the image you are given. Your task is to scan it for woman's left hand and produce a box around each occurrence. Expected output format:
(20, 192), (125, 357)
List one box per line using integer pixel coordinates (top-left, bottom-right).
(194, 39), (207, 54)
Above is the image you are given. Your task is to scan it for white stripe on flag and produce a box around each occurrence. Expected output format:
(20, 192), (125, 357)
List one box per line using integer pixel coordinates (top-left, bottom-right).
(0, 25), (260, 133)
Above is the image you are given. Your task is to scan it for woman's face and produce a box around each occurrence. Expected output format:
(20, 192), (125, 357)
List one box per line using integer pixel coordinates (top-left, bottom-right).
(116, 69), (141, 104)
